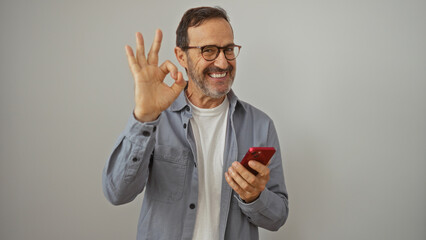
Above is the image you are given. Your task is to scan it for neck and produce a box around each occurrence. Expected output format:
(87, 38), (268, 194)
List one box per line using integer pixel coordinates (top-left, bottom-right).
(185, 80), (226, 109)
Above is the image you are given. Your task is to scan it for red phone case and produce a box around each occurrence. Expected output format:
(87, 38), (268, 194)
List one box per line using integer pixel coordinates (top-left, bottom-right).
(240, 147), (276, 175)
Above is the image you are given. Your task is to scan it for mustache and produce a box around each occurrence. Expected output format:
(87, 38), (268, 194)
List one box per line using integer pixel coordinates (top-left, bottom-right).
(203, 65), (233, 75)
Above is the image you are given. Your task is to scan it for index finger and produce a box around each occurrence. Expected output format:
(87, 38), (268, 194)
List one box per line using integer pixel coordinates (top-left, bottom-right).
(248, 161), (270, 177)
(232, 162), (257, 185)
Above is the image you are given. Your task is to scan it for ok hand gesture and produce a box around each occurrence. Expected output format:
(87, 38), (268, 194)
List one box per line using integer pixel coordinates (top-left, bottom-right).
(125, 30), (186, 122)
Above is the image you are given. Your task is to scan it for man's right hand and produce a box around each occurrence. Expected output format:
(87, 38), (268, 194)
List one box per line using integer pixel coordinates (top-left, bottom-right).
(125, 30), (186, 122)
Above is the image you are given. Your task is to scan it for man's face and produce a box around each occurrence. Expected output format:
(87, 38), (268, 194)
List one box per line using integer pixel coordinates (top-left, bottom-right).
(185, 18), (236, 99)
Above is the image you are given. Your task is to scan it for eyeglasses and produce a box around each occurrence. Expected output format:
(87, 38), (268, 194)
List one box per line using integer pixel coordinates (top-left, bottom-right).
(182, 44), (242, 61)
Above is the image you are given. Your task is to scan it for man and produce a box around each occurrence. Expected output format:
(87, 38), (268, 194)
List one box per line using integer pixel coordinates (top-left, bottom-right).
(103, 6), (289, 240)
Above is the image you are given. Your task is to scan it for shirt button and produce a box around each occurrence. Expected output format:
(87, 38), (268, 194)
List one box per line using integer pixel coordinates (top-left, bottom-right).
(189, 203), (196, 209)
(132, 157), (138, 162)
(153, 126), (157, 132)
(183, 123), (187, 129)
(142, 131), (150, 137)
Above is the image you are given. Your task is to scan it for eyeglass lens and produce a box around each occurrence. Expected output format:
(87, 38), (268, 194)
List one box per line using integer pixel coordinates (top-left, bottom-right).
(202, 46), (240, 60)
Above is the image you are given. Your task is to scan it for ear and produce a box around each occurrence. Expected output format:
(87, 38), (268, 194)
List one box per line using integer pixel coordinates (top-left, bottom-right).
(175, 47), (188, 69)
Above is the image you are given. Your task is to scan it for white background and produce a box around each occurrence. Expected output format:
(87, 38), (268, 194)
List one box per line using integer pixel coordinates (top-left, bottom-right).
(1, 0), (425, 239)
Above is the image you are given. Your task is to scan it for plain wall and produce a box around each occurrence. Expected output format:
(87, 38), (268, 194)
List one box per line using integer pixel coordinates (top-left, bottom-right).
(1, 0), (425, 239)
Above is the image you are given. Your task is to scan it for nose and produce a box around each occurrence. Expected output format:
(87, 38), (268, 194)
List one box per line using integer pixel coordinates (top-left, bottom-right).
(213, 50), (229, 69)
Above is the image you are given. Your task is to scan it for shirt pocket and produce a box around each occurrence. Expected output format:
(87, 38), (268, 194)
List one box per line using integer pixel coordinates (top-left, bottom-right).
(146, 145), (190, 203)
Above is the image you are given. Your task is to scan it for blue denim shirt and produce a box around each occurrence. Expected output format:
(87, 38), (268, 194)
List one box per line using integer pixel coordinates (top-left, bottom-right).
(102, 89), (289, 240)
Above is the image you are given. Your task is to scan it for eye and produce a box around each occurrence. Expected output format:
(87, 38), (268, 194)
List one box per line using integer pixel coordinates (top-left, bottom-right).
(224, 46), (236, 54)
(202, 46), (216, 53)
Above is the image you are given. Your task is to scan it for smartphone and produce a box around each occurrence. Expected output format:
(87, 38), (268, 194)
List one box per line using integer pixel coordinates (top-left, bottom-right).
(240, 147), (276, 175)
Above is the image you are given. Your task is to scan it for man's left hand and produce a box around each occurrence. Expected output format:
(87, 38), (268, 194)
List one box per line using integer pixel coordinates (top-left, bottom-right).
(225, 161), (270, 203)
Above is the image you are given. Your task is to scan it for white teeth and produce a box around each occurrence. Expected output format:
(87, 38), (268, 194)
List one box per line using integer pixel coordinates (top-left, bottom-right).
(209, 72), (227, 78)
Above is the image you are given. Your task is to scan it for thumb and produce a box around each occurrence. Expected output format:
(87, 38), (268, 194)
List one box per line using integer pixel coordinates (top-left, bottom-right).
(170, 71), (186, 96)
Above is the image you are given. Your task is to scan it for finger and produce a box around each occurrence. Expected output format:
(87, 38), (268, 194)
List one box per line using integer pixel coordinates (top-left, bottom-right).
(225, 172), (247, 197)
(233, 161), (257, 185)
(159, 60), (178, 78)
(170, 71), (186, 95)
(248, 161), (270, 178)
(125, 45), (140, 72)
(228, 166), (256, 192)
(135, 32), (147, 67)
(147, 29), (163, 65)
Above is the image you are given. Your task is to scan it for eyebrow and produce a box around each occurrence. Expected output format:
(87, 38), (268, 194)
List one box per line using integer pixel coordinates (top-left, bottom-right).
(201, 43), (236, 47)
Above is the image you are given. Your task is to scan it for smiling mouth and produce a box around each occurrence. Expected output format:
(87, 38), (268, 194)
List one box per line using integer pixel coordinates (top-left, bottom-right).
(208, 72), (227, 78)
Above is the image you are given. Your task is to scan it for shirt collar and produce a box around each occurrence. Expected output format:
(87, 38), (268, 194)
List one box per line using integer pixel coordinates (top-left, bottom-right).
(170, 82), (247, 113)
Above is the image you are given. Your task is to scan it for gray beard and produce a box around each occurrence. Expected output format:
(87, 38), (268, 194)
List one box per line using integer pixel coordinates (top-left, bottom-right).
(189, 72), (233, 99)
(186, 59), (235, 99)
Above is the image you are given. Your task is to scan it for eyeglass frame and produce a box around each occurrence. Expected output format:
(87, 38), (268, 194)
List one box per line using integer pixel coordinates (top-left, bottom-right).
(181, 44), (242, 61)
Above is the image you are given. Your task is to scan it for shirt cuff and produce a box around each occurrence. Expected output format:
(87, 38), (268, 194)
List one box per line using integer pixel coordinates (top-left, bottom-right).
(124, 112), (161, 145)
(234, 188), (272, 214)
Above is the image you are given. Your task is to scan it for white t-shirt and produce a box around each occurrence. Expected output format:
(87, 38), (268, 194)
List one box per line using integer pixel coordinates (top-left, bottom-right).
(189, 97), (229, 240)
